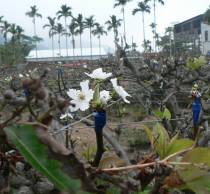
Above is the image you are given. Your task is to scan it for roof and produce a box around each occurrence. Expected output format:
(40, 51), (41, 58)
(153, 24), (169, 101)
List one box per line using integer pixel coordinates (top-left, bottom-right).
(174, 14), (204, 27)
(26, 47), (110, 59)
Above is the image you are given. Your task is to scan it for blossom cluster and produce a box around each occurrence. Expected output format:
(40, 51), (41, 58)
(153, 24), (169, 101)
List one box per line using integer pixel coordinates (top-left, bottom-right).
(61, 68), (131, 119)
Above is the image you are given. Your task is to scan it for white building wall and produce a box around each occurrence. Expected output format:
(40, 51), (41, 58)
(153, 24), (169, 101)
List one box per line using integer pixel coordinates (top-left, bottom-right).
(201, 22), (210, 55)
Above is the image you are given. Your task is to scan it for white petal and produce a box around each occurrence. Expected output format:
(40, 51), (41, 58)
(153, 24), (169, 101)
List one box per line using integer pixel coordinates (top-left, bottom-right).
(85, 68), (112, 79)
(100, 90), (111, 104)
(67, 89), (79, 100)
(70, 99), (80, 111)
(60, 114), (67, 119)
(84, 89), (94, 101)
(79, 101), (90, 111)
(111, 78), (118, 88)
(80, 80), (90, 93)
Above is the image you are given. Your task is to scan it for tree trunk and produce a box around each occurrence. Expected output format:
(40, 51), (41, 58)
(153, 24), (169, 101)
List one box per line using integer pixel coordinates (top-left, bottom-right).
(99, 36), (101, 58)
(142, 12), (146, 44)
(72, 36), (75, 60)
(122, 6), (126, 44)
(65, 17), (68, 57)
(33, 17), (38, 61)
(80, 33), (83, 57)
(52, 34), (55, 59)
(153, 0), (157, 52)
(58, 34), (61, 57)
(90, 27), (92, 60)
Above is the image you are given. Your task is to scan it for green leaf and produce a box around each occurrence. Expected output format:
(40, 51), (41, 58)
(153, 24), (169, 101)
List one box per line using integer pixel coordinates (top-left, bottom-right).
(162, 107), (171, 120)
(4, 125), (81, 193)
(178, 166), (210, 194)
(186, 56), (206, 70)
(182, 147), (210, 167)
(154, 123), (170, 159)
(165, 138), (194, 158)
(153, 109), (163, 119)
(177, 148), (210, 194)
(142, 125), (154, 149)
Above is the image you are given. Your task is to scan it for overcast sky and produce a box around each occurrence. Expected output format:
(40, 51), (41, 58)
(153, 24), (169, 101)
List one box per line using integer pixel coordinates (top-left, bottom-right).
(1, 0), (210, 51)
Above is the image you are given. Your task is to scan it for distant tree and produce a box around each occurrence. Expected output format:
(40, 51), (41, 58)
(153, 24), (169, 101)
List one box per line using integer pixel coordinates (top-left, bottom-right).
(105, 15), (122, 51)
(92, 23), (107, 57)
(114, 0), (132, 43)
(25, 5), (42, 60)
(55, 23), (65, 57)
(142, 39), (152, 52)
(147, 0), (164, 51)
(204, 6), (210, 24)
(150, 22), (157, 51)
(132, 1), (150, 44)
(84, 15), (97, 59)
(75, 14), (84, 56)
(57, 4), (72, 56)
(131, 42), (137, 51)
(43, 17), (56, 58)
(0, 21), (11, 43)
(68, 19), (78, 58)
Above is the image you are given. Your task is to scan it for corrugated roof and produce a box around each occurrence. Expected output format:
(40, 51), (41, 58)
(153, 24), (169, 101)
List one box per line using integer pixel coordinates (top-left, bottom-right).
(26, 47), (109, 59)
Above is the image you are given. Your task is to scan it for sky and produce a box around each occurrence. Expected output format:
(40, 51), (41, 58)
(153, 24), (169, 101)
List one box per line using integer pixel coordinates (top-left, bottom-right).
(0, 0), (210, 51)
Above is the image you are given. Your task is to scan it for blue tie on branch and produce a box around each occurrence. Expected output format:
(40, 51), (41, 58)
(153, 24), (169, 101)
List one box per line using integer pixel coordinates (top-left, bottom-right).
(93, 111), (106, 133)
(92, 111), (106, 167)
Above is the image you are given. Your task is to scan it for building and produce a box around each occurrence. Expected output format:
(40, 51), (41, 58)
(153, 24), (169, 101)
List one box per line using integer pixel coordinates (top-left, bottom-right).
(174, 14), (210, 55)
(26, 47), (112, 62)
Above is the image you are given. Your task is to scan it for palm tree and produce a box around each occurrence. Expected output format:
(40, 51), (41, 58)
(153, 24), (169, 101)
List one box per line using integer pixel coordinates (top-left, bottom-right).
(43, 17), (56, 58)
(150, 22), (157, 51)
(57, 4), (72, 57)
(68, 19), (78, 58)
(54, 23), (65, 57)
(132, 1), (150, 45)
(105, 15), (122, 51)
(25, 5), (42, 60)
(147, 0), (164, 51)
(142, 39), (152, 52)
(75, 14), (84, 56)
(0, 21), (11, 43)
(8, 24), (17, 43)
(114, 0), (132, 44)
(84, 15), (97, 60)
(9, 24), (24, 43)
(92, 23), (107, 57)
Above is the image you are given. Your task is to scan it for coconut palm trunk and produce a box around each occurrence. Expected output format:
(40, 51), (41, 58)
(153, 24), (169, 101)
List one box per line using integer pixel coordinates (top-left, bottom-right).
(99, 36), (101, 57)
(72, 35), (75, 59)
(122, 6), (126, 43)
(58, 34), (61, 57)
(33, 17), (38, 60)
(153, 0), (157, 52)
(52, 35), (55, 58)
(79, 33), (83, 57)
(142, 12), (146, 43)
(89, 27), (92, 60)
(64, 17), (68, 56)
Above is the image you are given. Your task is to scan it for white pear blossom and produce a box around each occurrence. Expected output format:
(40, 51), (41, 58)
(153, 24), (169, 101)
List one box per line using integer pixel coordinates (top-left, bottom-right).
(111, 78), (131, 103)
(85, 68), (112, 80)
(19, 74), (24, 78)
(100, 90), (111, 104)
(5, 76), (12, 82)
(60, 113), (73, 120)
(67, 80), (94, 111)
